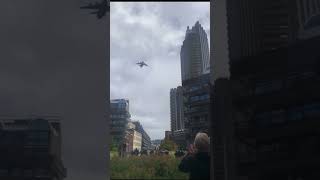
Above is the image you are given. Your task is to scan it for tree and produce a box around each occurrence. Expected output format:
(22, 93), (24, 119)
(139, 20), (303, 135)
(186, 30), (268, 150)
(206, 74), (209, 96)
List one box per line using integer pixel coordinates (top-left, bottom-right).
(177, 144), (187, 151)
(110, 138), (118, 152)
(159, 139), (177, 151)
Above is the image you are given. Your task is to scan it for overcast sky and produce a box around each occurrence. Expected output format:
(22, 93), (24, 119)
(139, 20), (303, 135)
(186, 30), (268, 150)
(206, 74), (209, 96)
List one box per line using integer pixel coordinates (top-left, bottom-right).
(111, 2), (210, 140)
(0, 1), (108, 179)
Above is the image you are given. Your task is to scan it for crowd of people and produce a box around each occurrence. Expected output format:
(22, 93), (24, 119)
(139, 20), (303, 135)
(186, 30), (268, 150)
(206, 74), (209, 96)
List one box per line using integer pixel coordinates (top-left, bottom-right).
(121, 148), (186, 157)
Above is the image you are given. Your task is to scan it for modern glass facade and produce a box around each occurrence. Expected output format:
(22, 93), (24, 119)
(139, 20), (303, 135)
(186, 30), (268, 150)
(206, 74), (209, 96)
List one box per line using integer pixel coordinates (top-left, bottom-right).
(110, 99), (131, 146)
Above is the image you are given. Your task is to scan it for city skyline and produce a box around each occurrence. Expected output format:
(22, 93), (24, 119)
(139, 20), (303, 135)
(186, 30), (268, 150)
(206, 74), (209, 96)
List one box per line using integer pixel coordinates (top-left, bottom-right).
(111, 2), (210, 140)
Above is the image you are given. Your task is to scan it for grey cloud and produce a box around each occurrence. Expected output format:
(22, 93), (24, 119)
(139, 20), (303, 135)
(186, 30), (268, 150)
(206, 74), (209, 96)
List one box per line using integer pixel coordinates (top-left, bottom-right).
(111, 2), (209, 140)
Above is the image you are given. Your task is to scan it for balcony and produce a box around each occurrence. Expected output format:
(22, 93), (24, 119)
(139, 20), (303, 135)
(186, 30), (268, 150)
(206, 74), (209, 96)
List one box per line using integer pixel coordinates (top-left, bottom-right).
(254, 119), (320, 139)
(233, 72), (320, 107)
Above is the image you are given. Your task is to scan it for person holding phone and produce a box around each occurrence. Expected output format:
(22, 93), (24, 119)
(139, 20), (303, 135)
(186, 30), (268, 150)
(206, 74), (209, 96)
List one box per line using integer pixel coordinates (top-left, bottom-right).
(178, 132), (210, 180)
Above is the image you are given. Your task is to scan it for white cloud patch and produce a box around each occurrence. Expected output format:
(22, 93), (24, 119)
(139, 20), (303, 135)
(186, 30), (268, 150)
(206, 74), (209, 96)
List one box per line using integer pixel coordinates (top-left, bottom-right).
(111, 2), (210, 140)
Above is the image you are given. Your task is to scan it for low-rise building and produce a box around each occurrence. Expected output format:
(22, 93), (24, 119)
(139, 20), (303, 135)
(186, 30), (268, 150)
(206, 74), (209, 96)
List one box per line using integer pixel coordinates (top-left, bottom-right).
(132, 130), (142, 151)
(132, 121), (151, 150)
(125, 121), (142, 152)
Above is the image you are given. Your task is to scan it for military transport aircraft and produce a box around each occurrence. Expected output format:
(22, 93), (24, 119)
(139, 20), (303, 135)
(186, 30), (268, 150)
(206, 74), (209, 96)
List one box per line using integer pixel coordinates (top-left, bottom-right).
(136, 61), (148, 68)
(80, 0), (109, 19)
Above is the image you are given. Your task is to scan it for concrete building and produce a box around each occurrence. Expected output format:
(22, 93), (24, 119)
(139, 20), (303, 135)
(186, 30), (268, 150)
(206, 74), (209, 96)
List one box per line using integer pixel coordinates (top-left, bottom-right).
(127, 120), (135, 130)
(181, 21), (210, 82)
(212, 0), (320, 69)
(229, 37), (320, 180)
(211, 0), (320, 179)
(172, 129), (187, 149)
(183, 73), (211, 145)
(164, 131), (172, 140)
(132, 121), (151, 151)
(220, 0), (299, 60)
(132, 130), (142, 151)
(125, 121), (142, 152)
(110, 99), (131, 146)
(170, 86), (184, 132)
(0, 116), (67, 180)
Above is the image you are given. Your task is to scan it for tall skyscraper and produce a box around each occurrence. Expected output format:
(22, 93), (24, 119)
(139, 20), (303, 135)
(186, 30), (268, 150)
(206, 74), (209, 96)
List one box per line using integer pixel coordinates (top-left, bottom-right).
(170, 86), (184, 132)
(181, 21), (210, 82)
(179, 21), (211, 148)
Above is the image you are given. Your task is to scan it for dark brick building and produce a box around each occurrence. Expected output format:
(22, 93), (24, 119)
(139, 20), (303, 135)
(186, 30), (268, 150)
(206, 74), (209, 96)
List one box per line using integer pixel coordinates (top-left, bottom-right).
(211, 0), (320, 179)
(183, 73), (211, 144)
(230, 37), (320, 180)
(0, 117), (67, 180)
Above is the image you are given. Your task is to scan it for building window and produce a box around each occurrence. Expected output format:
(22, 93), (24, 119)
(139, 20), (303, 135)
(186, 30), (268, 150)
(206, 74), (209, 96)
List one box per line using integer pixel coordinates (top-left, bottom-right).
(254, 80), (283, 94)
(189, 86), (201, 92)
(304, 103), (320, 118)
(255, 112), (271, 127)
(256, 109), (285, 127)
(190, 96), (198, 102)
(0, 169), (8, 176)
(189, 94), (209, 102)
(287, 106), (304, 121)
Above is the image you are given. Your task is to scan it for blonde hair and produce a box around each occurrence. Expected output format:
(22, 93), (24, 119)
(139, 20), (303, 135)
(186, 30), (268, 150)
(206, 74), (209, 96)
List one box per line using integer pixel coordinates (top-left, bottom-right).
(194, 132), (210, 152)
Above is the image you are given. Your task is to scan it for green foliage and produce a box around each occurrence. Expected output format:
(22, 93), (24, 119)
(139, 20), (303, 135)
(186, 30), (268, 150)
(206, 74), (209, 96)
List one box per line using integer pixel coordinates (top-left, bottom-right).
(110, 154), (188, 179)
(110, 139), (119, 152)
(178, 144), (187, 151)
(159, 139), (178, 151)
(110, 151), (118, 159)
